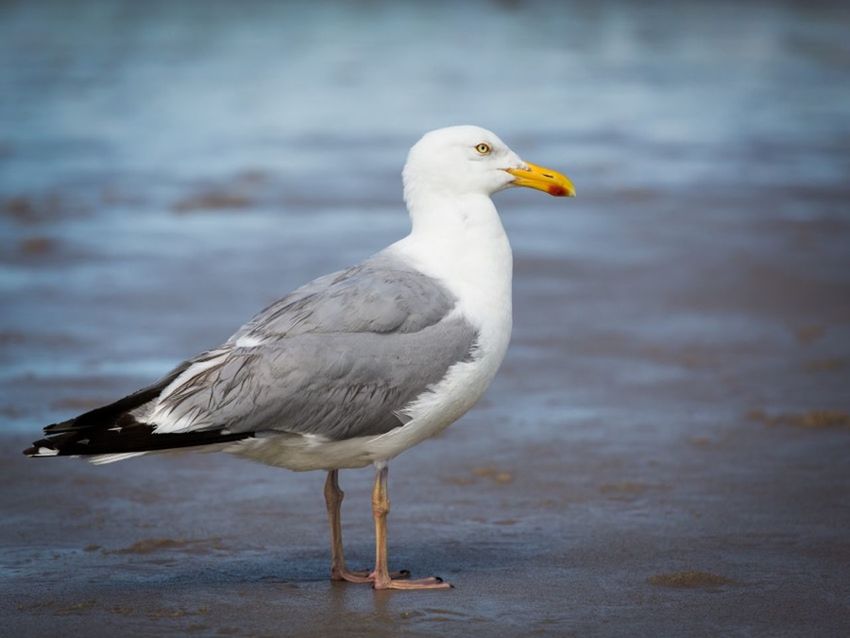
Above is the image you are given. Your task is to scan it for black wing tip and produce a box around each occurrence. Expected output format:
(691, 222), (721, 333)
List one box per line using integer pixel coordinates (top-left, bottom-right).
(43, 419), (75, 434)
(39, 359), (192, 437)
(23, 425), (255, 459)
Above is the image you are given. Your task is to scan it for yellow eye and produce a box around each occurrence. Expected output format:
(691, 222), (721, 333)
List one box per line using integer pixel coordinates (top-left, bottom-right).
(475, 142), (491, 155)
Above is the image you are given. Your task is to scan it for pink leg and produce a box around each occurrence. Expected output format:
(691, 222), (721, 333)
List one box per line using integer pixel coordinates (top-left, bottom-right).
(370, 465), (452, 591)
(324, 469), (409, 584)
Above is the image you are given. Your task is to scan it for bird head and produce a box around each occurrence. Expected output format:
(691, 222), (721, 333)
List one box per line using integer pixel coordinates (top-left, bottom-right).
(403, 125), (575, 204)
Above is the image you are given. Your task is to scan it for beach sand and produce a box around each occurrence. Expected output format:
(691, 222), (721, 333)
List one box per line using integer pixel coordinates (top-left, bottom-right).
(3, 203), (850, 636)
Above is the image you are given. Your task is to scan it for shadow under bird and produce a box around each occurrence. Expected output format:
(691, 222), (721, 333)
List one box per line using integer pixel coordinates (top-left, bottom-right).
(24, 125), (575, 590)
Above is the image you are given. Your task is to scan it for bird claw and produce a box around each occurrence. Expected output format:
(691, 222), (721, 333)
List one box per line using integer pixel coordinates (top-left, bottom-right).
(332, 567), (410, 584)
(372, 575), (453, 590)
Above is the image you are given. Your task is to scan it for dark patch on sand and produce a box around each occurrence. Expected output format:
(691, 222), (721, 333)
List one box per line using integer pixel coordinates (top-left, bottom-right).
(804, 358), (846, 373)
(18, 599), (98, 616)
(0, 331), (77, 348)
(234, 169), (269, 184)
(689, 436), (713, 447)
(170, 171), (279, 214)
(107, 538), (228, 555)
(2, 197), (43, 223)
(18, 237), (57, 256)
(0, 332), (27, 346)
(794, 324), (825, 345)
(648, 571), (736, 589)
(18, 599), (209, 620)
(1, 195), (88, 224)
(748, 409), (850, 430)
(598, 482), (669, 500)
(173, 191), (254, 214)
(146, 606), (209, 620)
(617, 186), (660, 203)
(0, 404), (24, 418)
(472, 467), (515, 484)
(441, 466), (515, 486)
(98, 186), (148, 207)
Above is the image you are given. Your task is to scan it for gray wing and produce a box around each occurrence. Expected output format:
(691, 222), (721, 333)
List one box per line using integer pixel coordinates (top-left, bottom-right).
(147, 254), (478, 441)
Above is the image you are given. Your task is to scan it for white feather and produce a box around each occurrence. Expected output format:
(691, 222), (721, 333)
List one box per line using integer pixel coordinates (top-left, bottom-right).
(235, 334), (264, 348)
(88, 452), (148, 465)
(150, 352), (229, 433)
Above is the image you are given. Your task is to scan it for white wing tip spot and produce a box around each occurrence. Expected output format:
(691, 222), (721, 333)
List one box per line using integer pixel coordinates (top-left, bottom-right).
(235, 335), (264, 348)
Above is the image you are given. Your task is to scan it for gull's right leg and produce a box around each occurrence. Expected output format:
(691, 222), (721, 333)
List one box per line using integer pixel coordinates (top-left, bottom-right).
(369, 464), (451, 590)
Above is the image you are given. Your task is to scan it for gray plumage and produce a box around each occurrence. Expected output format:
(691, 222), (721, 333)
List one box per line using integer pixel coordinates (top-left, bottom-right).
(144, 254), (478, 441)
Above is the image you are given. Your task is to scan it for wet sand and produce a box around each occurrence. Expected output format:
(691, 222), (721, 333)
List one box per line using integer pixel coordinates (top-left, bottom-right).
(3, 402), (850, 638)
(3, 202), (850, 636)
(3, 1), (850, 636)
(4, 417), (850, 638)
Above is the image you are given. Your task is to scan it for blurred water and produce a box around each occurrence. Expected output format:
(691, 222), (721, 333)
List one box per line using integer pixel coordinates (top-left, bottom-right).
(3, 1), (849, 189)
(1, 0), (849, 431)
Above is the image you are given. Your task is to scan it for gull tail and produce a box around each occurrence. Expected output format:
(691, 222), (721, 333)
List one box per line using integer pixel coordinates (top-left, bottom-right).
(23, 362), (253, 463)
(23, 421), (252, 462)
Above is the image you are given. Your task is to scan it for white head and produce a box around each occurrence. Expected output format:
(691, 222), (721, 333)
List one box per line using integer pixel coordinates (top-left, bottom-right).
(402, 125), (575, 206)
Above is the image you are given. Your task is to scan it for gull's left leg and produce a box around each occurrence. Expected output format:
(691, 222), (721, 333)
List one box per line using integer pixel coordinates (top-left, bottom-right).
(323, 469), (409, 584)
(370, 463), (452, 590)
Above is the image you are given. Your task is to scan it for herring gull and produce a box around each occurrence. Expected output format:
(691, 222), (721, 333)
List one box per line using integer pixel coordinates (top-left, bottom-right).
(24, 125), (575, 590)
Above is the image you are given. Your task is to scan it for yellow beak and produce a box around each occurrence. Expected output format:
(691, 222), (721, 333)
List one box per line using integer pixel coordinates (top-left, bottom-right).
(505, 162), (576, 197)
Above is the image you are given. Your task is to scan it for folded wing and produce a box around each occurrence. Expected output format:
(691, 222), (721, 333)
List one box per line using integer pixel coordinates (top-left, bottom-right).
(25, 255), (478, 458)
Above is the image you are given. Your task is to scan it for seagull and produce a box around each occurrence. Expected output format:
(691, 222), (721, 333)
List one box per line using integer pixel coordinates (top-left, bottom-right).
(24, 125), (575, 590)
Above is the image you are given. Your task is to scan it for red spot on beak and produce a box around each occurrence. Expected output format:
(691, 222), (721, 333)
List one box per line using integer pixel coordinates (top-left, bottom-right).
(548, 185), (567, 197)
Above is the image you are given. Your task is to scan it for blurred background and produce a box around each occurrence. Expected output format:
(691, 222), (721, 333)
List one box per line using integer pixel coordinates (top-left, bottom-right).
(1, 0), (848, 423)
(1, 1), (849, 635)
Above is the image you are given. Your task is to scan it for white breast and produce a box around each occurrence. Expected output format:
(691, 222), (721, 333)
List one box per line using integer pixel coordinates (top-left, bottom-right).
(361, 193), (514, 460)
